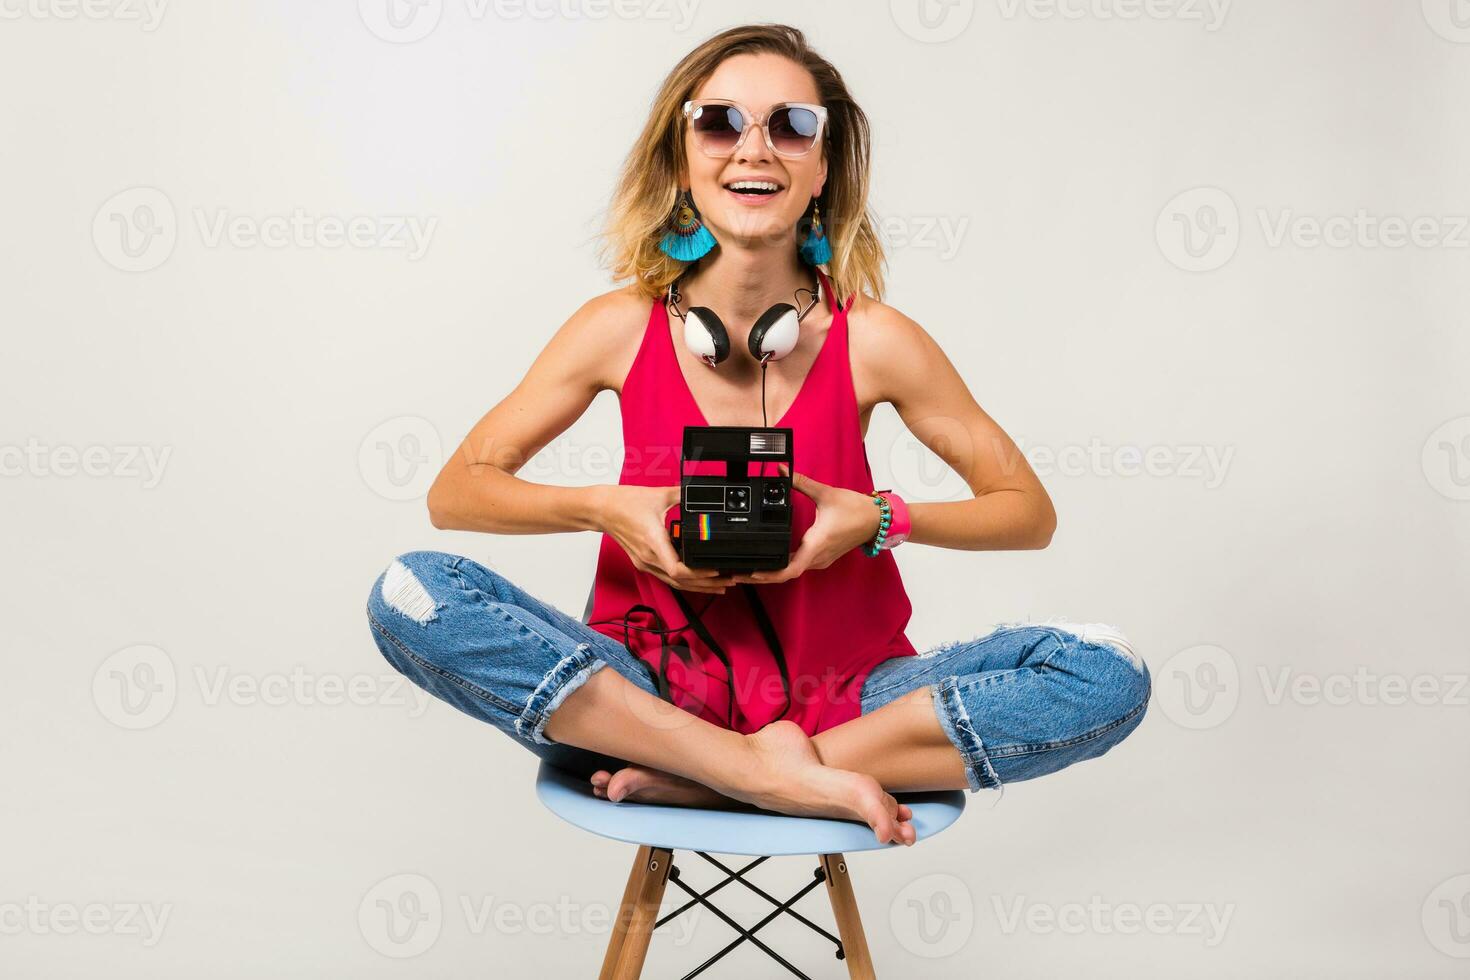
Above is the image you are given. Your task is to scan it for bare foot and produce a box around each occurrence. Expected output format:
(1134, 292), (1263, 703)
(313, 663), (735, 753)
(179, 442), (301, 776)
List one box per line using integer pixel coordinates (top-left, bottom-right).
(589, 721), (917, 846)
(590, 766), (734, 809)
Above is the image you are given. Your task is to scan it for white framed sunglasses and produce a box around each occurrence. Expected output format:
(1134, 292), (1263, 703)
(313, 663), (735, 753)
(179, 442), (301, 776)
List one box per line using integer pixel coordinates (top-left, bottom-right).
(681, 99), (829, 159)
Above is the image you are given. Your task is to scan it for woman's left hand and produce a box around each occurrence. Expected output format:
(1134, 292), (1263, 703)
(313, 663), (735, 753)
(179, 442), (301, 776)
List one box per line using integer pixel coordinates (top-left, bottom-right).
(730, 463), (882, 585)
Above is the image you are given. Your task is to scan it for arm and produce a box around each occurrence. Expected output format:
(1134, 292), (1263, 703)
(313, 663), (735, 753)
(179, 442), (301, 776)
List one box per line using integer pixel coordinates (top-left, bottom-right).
(425, 288), (736, 595)
(855, 299), (1056, 551)
(424, 291), (635, 534)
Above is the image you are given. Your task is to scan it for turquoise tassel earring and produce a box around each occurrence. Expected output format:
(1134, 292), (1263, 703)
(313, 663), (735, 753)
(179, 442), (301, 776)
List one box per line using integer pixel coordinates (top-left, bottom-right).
(658, 190), (717, 261)
(798, 197), (833, 266)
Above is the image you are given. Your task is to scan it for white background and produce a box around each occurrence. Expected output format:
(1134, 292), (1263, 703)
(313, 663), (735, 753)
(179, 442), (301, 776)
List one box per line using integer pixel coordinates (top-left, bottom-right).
(2, 0), (1468, 976)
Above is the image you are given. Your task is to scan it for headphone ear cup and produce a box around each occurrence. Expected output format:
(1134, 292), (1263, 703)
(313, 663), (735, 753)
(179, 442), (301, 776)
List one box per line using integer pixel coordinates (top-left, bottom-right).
(748, 303), (800, 362)
(684, 306), (730, 366)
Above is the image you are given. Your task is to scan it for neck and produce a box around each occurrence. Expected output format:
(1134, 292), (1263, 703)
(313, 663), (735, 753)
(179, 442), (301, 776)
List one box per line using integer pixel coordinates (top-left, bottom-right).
(680, 245), (819, 327)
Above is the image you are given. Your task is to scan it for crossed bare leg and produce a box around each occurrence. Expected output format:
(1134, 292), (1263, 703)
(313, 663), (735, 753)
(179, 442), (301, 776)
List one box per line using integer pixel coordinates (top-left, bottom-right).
(545, 669), (966, 847)
(588, 722), (916, 844)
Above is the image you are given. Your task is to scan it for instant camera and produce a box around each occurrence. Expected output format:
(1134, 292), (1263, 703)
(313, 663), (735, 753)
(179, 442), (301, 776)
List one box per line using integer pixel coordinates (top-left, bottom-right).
(670, 426), (793, 572)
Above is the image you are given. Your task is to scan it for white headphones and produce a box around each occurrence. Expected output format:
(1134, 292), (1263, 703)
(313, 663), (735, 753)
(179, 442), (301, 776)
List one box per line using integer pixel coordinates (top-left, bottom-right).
(668, 275), (827, 368)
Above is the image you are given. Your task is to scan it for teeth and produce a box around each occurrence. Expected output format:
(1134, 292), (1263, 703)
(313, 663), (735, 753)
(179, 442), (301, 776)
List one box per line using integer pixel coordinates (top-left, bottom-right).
(727, 180), (780, 192)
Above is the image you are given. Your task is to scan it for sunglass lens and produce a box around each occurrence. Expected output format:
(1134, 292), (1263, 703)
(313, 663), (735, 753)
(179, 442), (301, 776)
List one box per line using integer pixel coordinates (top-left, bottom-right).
(691, 104), (744, 154)
(769, 107), (820, 155)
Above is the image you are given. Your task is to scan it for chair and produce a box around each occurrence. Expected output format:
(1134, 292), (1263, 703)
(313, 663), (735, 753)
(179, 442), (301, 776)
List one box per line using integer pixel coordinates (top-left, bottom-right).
(539, 585), (968, 978)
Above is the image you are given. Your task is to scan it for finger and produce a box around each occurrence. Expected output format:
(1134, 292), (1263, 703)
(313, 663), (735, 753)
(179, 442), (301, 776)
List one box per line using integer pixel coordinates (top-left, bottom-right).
(672, 561), (729, 580)
(651, 528), (722, 581)
(740, 563), (799, 585)
(664, 574), (726, 594)
(744, 547), (811, 583)
(668, 567), (738, 590)
(745, 535), (818, 582)
(785, 468), (823, 501)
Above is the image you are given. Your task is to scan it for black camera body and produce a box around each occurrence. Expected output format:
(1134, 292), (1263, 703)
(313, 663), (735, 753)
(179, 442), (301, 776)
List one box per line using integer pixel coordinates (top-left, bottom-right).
(672, 426), (793, 573)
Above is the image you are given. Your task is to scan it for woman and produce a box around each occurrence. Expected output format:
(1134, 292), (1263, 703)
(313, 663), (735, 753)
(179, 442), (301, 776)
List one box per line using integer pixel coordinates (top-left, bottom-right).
(365, 24), (1150, 847)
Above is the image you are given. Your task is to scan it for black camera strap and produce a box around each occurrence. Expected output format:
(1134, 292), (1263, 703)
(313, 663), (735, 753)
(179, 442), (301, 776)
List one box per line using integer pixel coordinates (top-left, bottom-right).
(611, 603), (693, 706)
(667, 583), (793, 728)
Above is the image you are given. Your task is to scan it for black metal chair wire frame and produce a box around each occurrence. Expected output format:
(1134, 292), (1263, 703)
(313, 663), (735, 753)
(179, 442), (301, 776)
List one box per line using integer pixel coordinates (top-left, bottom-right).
(654, 850), (847, 980)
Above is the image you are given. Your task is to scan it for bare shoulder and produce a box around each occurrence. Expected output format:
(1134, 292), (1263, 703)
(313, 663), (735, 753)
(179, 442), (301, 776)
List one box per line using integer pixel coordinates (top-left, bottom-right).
(844, 291), (953, 410)
(549, 282), (655, 394)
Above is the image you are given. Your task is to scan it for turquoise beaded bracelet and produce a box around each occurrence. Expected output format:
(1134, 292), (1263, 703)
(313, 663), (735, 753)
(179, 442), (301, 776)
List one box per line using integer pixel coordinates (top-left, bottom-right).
(862, 491), (892, 557)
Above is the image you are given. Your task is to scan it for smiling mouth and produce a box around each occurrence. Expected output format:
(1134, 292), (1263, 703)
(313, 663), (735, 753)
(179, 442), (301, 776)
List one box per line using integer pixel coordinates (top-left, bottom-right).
(723, 179), (785, 202)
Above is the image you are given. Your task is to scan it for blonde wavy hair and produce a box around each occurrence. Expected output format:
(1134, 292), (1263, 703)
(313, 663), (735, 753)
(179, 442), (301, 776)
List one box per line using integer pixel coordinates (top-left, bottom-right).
(595, 23), (885, 304)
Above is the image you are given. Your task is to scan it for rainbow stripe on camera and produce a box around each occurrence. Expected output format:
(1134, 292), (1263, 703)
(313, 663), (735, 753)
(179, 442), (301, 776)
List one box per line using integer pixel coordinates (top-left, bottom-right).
(697, 513), (713, 541)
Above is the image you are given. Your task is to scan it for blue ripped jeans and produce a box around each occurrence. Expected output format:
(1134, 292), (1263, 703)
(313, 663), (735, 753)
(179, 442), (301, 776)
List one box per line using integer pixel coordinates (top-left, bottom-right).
(365, 551), (1151, 795)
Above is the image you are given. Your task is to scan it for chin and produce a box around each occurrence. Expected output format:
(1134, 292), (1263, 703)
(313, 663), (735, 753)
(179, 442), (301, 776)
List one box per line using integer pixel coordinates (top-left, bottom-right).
(709, 214), (801, 249)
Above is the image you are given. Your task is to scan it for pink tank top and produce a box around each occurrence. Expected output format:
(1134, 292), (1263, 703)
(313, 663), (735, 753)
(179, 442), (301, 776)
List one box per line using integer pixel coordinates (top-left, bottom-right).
(586, 269), (918, 736)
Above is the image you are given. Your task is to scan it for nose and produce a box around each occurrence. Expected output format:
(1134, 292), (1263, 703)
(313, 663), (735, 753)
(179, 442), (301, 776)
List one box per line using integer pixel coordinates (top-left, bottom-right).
(735, 122), (774, 165)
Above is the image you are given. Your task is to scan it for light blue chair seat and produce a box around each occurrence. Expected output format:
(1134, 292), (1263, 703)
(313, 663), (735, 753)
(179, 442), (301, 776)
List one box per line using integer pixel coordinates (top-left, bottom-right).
(537, 761), (966, 857)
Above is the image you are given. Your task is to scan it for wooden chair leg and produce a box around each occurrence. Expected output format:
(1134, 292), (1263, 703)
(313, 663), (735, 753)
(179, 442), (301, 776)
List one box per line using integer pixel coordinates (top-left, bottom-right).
(599, 845), (672, 980)
(821, 853), (877, 979)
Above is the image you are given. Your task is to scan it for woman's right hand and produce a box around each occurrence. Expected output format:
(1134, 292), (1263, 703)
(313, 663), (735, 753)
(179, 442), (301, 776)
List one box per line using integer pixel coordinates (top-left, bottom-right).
(596, 484), (737, 595)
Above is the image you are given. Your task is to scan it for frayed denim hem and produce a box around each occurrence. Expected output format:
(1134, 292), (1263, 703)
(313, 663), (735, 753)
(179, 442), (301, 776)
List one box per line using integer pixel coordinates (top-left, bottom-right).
(932, 676), (1003, 796)
(515, 642), (608, 746)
